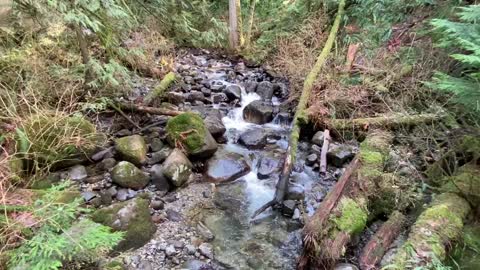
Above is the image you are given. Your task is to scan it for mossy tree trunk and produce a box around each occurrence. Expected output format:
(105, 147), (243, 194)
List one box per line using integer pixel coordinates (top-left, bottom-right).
(251, 0), (346, 219)
(245, 0), (256, 47)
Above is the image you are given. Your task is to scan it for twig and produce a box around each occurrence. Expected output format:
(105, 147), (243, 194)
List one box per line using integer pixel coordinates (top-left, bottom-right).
(107, 101), (141, 130)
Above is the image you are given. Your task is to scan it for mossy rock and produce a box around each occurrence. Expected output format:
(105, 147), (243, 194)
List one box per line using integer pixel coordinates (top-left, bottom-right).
(331, 197), (368, 235)
(441, 163), (480, 207)
(166, 112), (217, 158)
(114, 135), (147, 165)
(111, 161), (150, 190)
(91, 198), (156, 252)
(360, 130), (393, 155)
(20, 113), (105, 169)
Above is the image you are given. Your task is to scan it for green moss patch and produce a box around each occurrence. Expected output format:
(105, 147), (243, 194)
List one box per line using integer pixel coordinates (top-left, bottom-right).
(166, 112), (207, 153)
(331, 197), (368, 235)
(441, 164), (480, 206)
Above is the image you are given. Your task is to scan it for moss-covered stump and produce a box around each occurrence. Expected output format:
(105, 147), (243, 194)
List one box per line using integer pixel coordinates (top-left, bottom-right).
(166, 112), (218, 159)
(441, 163), (480, 207)
(391, 193), (471, 269)
(91, 198), (156, 252)
(111, 161), (150, 190)
(20, 113), (106, 169)
(114, 135), (148, 165)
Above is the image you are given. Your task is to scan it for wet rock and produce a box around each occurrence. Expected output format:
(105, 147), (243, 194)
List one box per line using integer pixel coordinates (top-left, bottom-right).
(101, 158), (117, 170)
(334, 263), (359, 270)
(274, 112), (291, 125)
(161, 149), (193, 187)
(327, 144), (356, 167)
(149, 138), (164, 152)
(182, 260), (211, 270)
(212, 93), (229, 103)
(111, 161), (150, 190)
(243, 100), (274, 124)
(116, 188), (128, 201)
(257, 156), (281, 179)
(68, 165), (88, 181)
(115, 135), (148, 165)
(106, 186), (117, 197)
(186, 91), (205, 103)
(210, 81), (225, 92)
(165, 92), (185, 105)
(150, 164), (171, 192)
(165, 245), (177, 257)
(311, 131), (325, 146)
(286, 185), (305, 200)
(238, 128), (267, 149)
(185, 245), (196, 255)
(199, 243), (214, 259)
(273, 82), (288, 98)
(282, 200), (296, 217)
(224, 84), (242, 101)
(197, 224), (215, 242)
(147, 148), (172, 165)
(116, 129), (131, 137)
(91, 198), (156, 252)
(244, 81), (258, 93)
(204, 113), (226, 139)
(166, 209), (183, 222)
(137, 261), (153, 270)
(166, 112), (218, 159)
(201, 87), (212, 97)
(91, 147), (114, 161)
(82, 191), (97, 202)
(205, 150), (250, 183)
(150, 199), (164, 210)
(311, 144), (322, 155)
(306, 153), (318, 166)
(85, 175), (103, 184)
(256, 81), (274, 101)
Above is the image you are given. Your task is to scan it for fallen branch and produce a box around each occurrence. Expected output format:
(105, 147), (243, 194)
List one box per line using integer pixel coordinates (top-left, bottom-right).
(116, 102), (182, 116)
(143, 72), (176, 105)
(359, 211), (406, 270)
(107, 100), (141, 129)
(328, 113), (443, 131)
(251, 0), (346, 219)
(319, 129), (331, 174)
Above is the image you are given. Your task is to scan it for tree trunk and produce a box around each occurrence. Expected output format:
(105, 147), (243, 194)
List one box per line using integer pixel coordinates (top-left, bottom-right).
(251, 0), (346, 219)
(228, 0), (239, 50)
(236, 0), (244, 48)
(359, 211), (406, 270)
(73, 24), (93, 86)
(245, 0), (256, 47)
(327, 113), (443, 131)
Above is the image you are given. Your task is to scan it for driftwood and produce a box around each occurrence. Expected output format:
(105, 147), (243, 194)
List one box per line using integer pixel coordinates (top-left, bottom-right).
(116, 102), (182, 116)
(251, 0), (346, 219)
(328, 113), (443, 131)
(319, 129), (331, 174)
(359, 211), (406, 270)
(143, 72), (176, 105)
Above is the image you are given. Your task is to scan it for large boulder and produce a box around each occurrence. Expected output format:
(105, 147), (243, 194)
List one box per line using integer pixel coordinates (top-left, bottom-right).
(256, 81), (274, 101)
(257, 156), (282, 180)
(115, 135), (148, 165)
(204, 111), (226, 139)
(166, 112), (218, 159)
(206, 149), (250, 183)
(91, 198), (156, 252)
(161, 149), (193, 187)
(243, 101), (274, 125)
(224, 84), (242, 101)
(111, 161), (150, 190)
(238, 128), (267, 149)
(20, 113), (105, 169)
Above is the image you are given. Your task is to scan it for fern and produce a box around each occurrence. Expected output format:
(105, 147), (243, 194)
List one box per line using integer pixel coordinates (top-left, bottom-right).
(429, 4), (480, 114)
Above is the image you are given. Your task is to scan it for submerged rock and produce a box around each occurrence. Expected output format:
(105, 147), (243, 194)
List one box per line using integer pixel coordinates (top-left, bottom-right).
(91, 198), (156, 252)
(243, 100), (274, 124)
(115, 135), (148, 165)
(238, 128), (267, 149)
(205, 150), (250, 183)
(161, 149), (193, 187)
(111, 161), (150, 190)
(166, 112), (218, 159)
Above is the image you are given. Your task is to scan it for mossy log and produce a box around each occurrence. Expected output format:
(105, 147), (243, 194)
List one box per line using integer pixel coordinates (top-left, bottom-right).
(116, 102), (182, 116)
(390, 193), (471, 269)
(359, 211), (406, 270)
(327, 113), (443, 131)
(143, 72), (176, 105)
(300, 130), (401, 269)
(251, 0), (346, 219)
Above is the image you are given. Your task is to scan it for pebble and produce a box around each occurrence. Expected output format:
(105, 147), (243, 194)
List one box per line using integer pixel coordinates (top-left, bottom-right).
(198, 243), (214, 259)
(165, 245), (177, 257)
(150, 200), (164, 210)
(185, 244), (196, 255)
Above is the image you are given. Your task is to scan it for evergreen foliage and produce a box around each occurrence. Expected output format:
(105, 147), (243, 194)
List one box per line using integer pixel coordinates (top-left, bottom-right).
(429, 4), (480, 114)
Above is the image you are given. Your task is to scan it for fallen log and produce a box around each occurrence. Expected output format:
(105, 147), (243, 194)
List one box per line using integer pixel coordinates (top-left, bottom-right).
(143, 71), (176, 105)
(327, 113), (443, 131)
(116, 102), (182, 116)
(359, 211), (406, 270)
(390, 193), (470, 269)
(319, 129), (331, 174)
(251, 0), (346, 219)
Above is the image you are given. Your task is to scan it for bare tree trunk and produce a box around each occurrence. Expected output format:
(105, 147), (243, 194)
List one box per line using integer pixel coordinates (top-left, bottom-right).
(245, 0), (256, 47)
(251, 0), (346, 219)
(236, 0), (244, 47)
(74, 24), (93, 86)
(228, 0), (239, 50)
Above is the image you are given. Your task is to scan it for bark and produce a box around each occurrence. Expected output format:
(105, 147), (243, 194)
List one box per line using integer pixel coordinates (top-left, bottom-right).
(328, 113), (443, 131)
(319, 129), (331, 174)
(74, 24), (93, 86)
(143, 72), (176, 105)
(245, 0), (256, 47)
(236, 0), (244, 47)
(359, 211), (406, 270)
(228, 0), (239, 50)
(251, 0), (346, 219)
(116, 102), (182, 116)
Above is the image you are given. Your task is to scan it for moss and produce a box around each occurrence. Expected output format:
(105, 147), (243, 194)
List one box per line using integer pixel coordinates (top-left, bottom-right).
(114, 135), (147, 165)
(360, 130), (393, 155)
(111, 161), (149, 190)
(359, 150), (384, 169)
(91, 198), (156, 252)
(331, 197), (368, 235)
(458, 135), (480, 162)
(441, 164), (480, 206)
(166, 112), (207, 153)
(101, 260), (126, 270)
